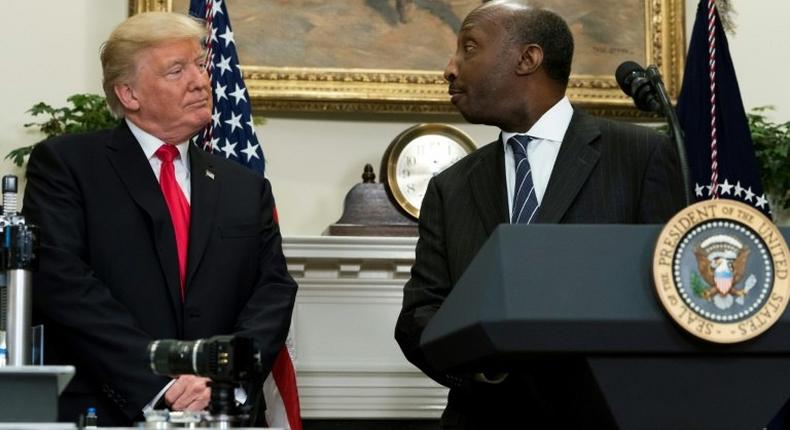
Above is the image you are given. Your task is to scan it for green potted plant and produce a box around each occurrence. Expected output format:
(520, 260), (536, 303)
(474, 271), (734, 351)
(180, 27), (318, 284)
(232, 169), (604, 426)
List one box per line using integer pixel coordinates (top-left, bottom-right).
(6, 94), (117, 167)
(748, 107), (790, 219)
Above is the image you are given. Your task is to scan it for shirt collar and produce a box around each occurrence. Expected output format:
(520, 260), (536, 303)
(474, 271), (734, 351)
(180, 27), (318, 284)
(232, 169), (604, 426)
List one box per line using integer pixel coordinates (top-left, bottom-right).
(501, 96), (573, 145)
(125, 118), (190, 163)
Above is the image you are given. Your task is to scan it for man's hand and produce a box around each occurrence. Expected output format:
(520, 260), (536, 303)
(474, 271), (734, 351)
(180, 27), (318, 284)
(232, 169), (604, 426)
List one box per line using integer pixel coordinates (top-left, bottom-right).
(164, 375), (211, 411)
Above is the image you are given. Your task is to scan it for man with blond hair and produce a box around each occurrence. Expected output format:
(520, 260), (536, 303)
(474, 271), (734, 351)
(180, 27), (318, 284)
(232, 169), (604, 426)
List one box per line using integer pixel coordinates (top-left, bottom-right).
(23, 12), (296, 425)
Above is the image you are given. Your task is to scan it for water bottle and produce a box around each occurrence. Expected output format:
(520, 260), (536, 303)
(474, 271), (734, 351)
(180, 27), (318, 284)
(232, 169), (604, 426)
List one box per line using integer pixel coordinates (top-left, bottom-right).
(84, 407), (98, 428)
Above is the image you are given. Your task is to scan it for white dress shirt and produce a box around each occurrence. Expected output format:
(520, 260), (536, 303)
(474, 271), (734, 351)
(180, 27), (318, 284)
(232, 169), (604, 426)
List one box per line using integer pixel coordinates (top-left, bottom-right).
(126, 119), (191, 203)
(502, 96), (573, 217)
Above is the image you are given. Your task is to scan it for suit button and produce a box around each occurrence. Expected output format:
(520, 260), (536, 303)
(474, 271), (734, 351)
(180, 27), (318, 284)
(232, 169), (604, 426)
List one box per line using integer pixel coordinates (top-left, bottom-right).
(186, 307), (201, 318)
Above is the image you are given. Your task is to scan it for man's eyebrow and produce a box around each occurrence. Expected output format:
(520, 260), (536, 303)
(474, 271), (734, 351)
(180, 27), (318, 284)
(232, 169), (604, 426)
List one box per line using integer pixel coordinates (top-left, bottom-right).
(460, 21), (475, 32)
(164, 58), (188, 69)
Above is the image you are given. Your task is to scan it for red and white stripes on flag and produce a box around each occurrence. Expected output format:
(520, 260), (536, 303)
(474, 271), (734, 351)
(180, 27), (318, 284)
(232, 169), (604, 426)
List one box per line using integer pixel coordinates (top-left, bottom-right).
(264, 345), (302, 430)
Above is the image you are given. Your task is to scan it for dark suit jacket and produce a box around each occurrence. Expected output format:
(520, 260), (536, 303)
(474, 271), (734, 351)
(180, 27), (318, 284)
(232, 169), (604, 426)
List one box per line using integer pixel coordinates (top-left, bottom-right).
(23, 121), (297, 425)
(395, 111), (685, 428)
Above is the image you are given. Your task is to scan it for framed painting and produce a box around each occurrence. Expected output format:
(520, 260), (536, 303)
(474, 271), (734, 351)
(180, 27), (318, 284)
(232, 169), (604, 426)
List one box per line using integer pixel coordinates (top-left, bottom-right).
(130, 0), (685, 117)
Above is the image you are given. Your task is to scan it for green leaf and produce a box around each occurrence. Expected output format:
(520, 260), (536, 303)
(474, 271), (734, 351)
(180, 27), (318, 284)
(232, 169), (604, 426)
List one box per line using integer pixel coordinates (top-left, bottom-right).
(10, 93), (118, 166)
(4, 146), (35, 168)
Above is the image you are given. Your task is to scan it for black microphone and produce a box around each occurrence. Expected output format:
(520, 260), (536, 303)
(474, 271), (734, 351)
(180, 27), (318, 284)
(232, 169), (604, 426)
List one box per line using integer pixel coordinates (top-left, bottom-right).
(615, 61), (693, 206)
(615, 61), (662, 113)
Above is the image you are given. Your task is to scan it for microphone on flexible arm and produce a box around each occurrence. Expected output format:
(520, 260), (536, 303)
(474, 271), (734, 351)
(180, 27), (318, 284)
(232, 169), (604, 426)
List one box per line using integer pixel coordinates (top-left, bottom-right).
(615, 61), (692, 206)
(616, 61), (662, 113)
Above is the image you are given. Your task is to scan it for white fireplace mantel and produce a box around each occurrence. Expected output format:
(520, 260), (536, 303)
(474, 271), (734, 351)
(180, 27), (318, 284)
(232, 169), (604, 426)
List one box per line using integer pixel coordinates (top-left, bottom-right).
(282, 235), (447, 419)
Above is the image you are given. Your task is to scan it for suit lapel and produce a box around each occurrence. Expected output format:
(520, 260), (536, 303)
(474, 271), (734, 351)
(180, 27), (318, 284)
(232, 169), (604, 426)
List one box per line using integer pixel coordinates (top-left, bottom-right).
(185, 146), (218, 290)
(105, 122), (182, 314)
(534, 111), (601, 223)
(469, 141), (509, 235)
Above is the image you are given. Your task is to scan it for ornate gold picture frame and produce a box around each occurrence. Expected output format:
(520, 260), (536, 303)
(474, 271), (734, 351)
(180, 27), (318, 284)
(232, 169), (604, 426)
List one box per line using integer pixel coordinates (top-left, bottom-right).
(130, 0), (684, 117)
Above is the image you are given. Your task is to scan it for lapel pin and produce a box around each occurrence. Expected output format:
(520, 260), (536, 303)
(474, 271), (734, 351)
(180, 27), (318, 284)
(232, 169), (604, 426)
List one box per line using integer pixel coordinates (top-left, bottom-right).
(206, 170), (215, 180)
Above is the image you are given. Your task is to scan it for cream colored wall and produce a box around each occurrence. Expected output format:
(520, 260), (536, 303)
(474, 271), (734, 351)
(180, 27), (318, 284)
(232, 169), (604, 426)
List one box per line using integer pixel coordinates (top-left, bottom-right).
(1, 0), (787, 235)
(0, 1), (128, 185)
(261, 114), (496, 234)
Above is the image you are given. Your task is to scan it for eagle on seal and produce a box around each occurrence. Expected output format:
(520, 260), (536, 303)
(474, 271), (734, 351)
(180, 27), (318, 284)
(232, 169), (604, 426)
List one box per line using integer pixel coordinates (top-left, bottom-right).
(694, 245), (750, 299)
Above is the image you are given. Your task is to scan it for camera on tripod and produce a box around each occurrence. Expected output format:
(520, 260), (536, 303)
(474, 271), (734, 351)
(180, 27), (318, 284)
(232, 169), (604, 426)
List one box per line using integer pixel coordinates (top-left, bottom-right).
(148, 335), (264, 426)
(149, 335), (261, 382)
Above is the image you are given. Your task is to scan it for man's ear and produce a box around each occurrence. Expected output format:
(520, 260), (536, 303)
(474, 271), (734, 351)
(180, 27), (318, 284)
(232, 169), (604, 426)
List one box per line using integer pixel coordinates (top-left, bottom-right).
(114, 83), (140, 112)
(516, 44), (543, 76)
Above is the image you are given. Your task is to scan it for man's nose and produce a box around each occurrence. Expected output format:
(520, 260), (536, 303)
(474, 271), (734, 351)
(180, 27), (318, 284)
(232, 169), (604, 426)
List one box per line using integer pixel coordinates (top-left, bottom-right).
(189, 65), (210, 90)
(443, 56), (458, 83)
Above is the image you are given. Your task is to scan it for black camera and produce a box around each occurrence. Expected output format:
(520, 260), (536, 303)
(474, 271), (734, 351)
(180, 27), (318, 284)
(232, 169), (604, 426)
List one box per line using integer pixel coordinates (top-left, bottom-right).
(148, 335), (261, 382)
(147, 335), (264, 425)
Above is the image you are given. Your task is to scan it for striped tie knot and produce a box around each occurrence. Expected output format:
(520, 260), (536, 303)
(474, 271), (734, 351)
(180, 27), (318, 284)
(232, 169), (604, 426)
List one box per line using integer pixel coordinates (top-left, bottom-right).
(508, 134), (531, 158)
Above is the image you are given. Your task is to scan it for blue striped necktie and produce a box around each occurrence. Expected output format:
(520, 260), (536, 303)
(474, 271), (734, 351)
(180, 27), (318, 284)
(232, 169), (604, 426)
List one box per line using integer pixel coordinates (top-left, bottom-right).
(509, 135), (540, 224)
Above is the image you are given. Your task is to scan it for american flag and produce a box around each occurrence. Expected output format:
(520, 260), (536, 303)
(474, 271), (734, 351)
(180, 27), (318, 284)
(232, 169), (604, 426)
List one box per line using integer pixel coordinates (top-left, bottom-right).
(188, 2), (302, 429)
(190, 0), (264, 174)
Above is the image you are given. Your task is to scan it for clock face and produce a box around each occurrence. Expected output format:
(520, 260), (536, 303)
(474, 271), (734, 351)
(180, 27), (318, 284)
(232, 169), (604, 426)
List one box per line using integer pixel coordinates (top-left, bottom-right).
(382, 123), (476, 219)
(395, 134), (470, 210)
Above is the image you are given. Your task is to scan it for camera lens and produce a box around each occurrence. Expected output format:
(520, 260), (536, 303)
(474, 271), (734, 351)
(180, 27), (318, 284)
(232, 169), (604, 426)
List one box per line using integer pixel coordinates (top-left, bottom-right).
(148, 339), (204, 376)
(147, 335), (260, 381)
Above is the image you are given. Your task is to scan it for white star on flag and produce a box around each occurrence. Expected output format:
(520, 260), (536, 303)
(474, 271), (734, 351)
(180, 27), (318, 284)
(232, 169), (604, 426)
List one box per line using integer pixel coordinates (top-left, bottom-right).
(219, 28), (235, 47)
(755, 194), (768, 209)
(719, 178), (734, 195)
(211, 0), (223, 17)
(216, 55), (232, 76)
(215, 83), (228, 101)
(229, 84), (247, 105)
(734, 181), (744, 197)
(224, 112), (242, 133)
(241, 141), (260, 162)
(220, 139), (237, 158)
(744, 187), (754, 202)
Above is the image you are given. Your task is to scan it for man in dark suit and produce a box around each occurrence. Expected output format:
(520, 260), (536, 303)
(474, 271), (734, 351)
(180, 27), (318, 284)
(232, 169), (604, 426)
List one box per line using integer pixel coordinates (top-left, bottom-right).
(22, 12), (297, 425)
(395, 2), (685, 428)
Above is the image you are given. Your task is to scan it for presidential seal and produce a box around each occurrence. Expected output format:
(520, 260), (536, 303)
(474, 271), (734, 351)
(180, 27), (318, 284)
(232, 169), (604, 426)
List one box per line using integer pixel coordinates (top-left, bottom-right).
(653, 200), (790, 343)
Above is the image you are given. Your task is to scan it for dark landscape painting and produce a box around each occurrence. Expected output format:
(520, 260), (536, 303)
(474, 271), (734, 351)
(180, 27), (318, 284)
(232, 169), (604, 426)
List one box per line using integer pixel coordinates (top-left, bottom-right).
(174, 0), (646, 76)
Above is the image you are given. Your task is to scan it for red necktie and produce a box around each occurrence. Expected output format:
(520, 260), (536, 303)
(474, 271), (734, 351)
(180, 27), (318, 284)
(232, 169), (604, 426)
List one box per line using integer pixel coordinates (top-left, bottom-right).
(155, 144), (190, 301)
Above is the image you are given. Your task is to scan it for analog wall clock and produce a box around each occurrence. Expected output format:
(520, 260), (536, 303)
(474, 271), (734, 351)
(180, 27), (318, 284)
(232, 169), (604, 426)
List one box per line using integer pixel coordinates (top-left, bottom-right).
(380, 123), (476, 219)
